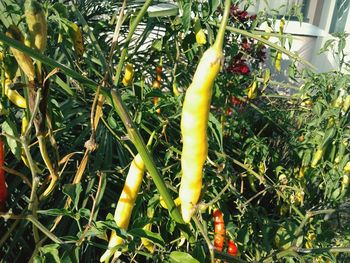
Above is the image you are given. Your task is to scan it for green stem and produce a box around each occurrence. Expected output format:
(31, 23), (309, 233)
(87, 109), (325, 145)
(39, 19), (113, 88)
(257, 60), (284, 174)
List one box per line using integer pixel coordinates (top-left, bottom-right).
(27, 215), (63, 244)
(23, 88), (42, 243)
(213, 0), (231, 51)
(296, 246), (350, 254)
(210, 22), (316, 70)
(261, 249), (304, 263)
(0, 213), (63, 244)
(214, 250), (250, 263)
(192, 216), (214, 263)
(114, 0), (154, 86)
(110, 89), (194, 242)
(293, 209), (336, 245)
(0, 219), (20, 247)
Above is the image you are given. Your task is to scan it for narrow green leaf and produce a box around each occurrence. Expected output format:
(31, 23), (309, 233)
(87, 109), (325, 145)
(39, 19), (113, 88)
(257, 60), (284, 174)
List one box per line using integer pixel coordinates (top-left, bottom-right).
(169, 251), (200, 263)
(129, 228), (165, 247)
(2, 118), (21, 159)
(37, 209), (74, 217)
(63, 183), (83, 210)
(38, 244), (60, 263)
(181, 1), (192, 33)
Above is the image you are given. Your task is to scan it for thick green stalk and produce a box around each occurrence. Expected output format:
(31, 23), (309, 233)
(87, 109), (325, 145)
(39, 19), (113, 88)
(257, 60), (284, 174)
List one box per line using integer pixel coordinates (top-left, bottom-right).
(110, 89), (194, 242)
(213, 0), (231, 51)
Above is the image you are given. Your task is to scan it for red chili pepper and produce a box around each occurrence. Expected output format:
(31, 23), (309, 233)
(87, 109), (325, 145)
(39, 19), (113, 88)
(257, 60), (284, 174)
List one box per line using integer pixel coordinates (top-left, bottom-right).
(213, 209), (225, 252)
(231, 95), (243, 106)
(227, 239), (238, 256)
(0, 139), (8, 211)
(156, 65), (162, 75)
(153, 65), (162, 114)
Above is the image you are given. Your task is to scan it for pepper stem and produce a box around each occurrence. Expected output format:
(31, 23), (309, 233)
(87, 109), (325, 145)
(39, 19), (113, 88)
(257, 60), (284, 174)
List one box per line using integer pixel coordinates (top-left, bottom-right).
(213, 0), (231, 51)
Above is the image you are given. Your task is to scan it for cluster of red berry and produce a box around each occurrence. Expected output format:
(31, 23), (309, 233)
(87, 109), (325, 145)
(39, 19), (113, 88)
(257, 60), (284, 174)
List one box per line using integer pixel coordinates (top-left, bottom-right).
(230, 5), (257, 23)
(225, 5), (267, 76)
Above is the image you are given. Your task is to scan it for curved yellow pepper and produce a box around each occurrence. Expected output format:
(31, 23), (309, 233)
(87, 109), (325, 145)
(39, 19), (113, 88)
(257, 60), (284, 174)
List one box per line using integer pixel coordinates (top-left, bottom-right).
(275, 52), (282, 72)
(68, 22), (84, 57)
(25, 0), (47, 53)
(100, 153), (145, 262)
(5, 25), (35, 81)
(179, 46), (223, 223)
(4, 79), (27, 108)
(178, 0), (233, 223)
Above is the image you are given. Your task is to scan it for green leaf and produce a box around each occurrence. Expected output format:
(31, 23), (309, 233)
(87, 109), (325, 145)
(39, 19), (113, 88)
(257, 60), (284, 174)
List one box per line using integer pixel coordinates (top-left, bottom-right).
(33, 256), (44, 263)
(54, 75), (75, 96)
(129, 228), (165, 247)
(99, 218), (129, 239)
(84, 223), (105, 239)
(152, 38), (163, 52)
(62, 183), (83, 210)
(208, 0), (220, 16)
(78, 208), (91, 219)
(52, 2), (68, 18)
(181, 1), (192, 33)
(38, 244), (61, 263)
(169, 251), (200, 263)
(60, 246), (79, 263)
(2, 118), (21, 159)
(208, 112), (223, 151)
(37, 209), (74, 217)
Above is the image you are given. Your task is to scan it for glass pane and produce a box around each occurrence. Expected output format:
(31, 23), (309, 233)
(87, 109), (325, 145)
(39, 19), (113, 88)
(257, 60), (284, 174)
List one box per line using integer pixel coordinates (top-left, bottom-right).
(330, 0), (350, 33)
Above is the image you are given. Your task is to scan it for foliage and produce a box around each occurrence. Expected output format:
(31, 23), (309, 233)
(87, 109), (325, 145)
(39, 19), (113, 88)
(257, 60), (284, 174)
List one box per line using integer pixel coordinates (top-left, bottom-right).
(0, 0), (350, 262)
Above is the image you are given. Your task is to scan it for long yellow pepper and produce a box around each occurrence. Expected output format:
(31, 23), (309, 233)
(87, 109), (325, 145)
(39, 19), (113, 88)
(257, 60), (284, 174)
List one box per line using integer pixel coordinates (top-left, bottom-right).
(179, 0), (231, 223)
(5, 25), (35, 81)
(100, 153), (145, 262)
(25, 0), (47, 53)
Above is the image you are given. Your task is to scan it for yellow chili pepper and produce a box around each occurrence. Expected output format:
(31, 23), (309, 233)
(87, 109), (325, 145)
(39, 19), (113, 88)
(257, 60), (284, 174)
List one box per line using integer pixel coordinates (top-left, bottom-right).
(68, 22), (84, 57)
(6, 25), (35, 81)
(247, 80), (258, 100)
(122, 63), (134, 86)
(275, 52), (282, 72)
(179, 0), (230, 223)
(100, 153), (145, 262)
(343, 95), (350, 113)
(4, 79), (27, 108)
(141, 207), (155, 253)
(310, 147), (325, 168)
(24, 0), (47, 53)
(194, 17), (206, 46)
(159, 196), (181, 209)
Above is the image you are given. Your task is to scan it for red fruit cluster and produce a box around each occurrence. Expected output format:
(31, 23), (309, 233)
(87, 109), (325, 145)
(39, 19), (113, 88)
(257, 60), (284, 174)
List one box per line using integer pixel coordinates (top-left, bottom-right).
(230, 5), (256, 23)
(227, 59), (250, 75)
(213, 209), (239, 257)
(213, 209), (225, 252)
(231, 95), (244, 107)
